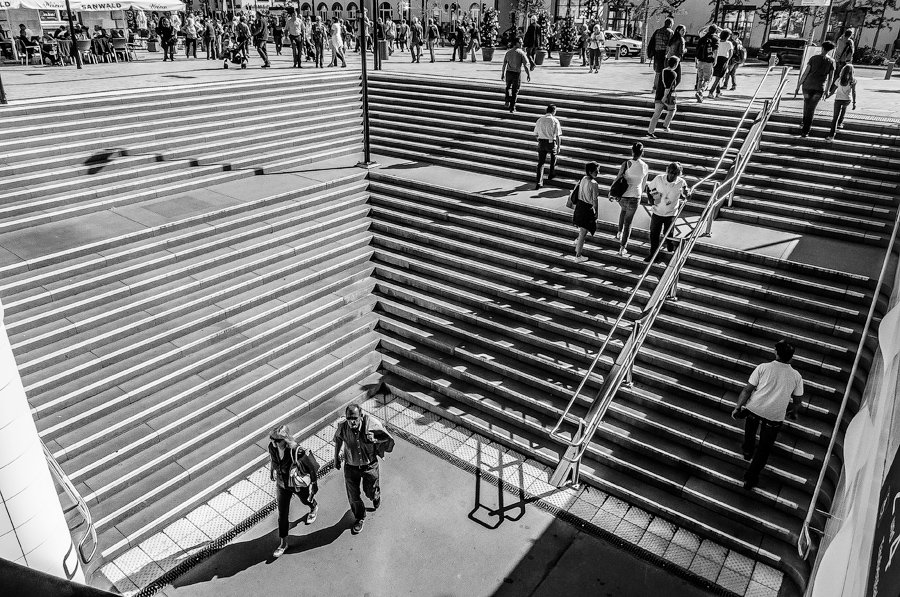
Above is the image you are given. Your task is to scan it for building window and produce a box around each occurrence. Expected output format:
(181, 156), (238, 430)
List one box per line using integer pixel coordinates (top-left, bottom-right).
(379, 1), (392, 21)
(769, 7), (805, 38)
(721, 6), (755, 44)
(346, 2), (358, 18)
(301, 3), (312, 15)
(469, 2), (479, 20)
(332, 2), (343, 20)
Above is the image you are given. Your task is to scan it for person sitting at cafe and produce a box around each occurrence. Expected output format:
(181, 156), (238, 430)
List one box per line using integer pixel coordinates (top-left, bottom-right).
(93, 24), (109, 39)
(39, 31), (62, 65)
(18, 24), (39, 47)
(53, 25), (70, 39)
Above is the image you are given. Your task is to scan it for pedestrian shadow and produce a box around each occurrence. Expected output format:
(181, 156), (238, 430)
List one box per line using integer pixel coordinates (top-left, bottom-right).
(468, 443), (526, 530)
(171, 511), (355, 587)
(84, 148), (126, 174)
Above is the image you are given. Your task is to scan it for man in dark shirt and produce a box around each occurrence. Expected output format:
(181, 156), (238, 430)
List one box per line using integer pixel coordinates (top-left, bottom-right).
(833, 28), (854, 77)
(501, 37), (532, 113)
(523, 15), (538, 68)
(694, 24), (718, 102)
(648, 18), (673, 90)
(795, 41), (836, 137)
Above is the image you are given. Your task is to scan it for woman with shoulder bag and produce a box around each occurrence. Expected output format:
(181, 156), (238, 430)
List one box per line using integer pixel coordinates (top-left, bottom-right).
(648, 56), (680, 137)
(571, 161), (602, 263)
(612, 142), (650, 257)
(268, 424), (320, 558)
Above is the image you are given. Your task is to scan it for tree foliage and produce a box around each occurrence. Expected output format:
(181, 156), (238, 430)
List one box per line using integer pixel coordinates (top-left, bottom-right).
(480, 6), (499, 46)
(863, 0), (900, 49)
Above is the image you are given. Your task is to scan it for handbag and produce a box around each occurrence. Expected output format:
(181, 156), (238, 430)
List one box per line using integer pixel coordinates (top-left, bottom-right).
(288, 446), (311, 489)
(609, 163), (629, 200)
(565, 180), (581, 209)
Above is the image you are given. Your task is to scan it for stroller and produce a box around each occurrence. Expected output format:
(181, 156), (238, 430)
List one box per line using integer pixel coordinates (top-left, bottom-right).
(222, 34), (248, 69)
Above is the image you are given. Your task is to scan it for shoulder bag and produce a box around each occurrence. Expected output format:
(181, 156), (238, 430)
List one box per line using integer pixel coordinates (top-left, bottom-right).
(608, 160), (630, 200)
(288, 445), (312, 489)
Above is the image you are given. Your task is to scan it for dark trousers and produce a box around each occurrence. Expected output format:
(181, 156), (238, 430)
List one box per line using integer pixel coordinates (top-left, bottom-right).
(504, 71), (521, 108)
(289, 34), (303, 66)
(649, 213), (675, 255)
(274, 33), (283, 54)
(276, 484), (316, 538)
(344, 461), (380, 521)
(536, 139), (557, 183)
(162, 38), (176, 60)
(617, 197), (639, 248)
(451, 43), (465, 60)
(800, 90), (823, 136)
(255, 41), (269, 65)
(830, 99), (851, 136)
(525, 44), (536, 67)
(314, 42), (325, 67)
(184, 38), (197, 58)
(742, 413), (782, 484)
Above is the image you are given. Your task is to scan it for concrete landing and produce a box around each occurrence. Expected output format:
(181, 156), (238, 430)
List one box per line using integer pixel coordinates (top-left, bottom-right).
(162, 435), (716, 597)
(372, 154), (889, 279)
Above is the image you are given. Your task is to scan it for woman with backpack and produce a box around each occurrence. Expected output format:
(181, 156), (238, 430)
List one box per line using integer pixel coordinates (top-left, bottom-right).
(723, 38), (746, 91)
(268, 425), (320, 559)
(426, 18), (440, 63)
(647, 56), (680, 138)
(611, 142), (650, 258)
(571, 162), (602, 263)
(825, 64), (858, 141)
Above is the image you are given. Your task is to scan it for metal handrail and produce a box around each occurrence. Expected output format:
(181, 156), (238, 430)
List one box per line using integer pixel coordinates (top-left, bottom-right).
(797, 212), (900, 559)
(549, 67), (791, 487)
(42, 441), (98, 565)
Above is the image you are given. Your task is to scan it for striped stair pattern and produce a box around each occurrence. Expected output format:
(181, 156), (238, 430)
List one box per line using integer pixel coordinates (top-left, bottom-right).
(0, 73), (364, 234)
(727, 114), (900, 247)
(366, 72), (750, 201)
(366, 170), (881, 596)
(0, 73), (381, 574)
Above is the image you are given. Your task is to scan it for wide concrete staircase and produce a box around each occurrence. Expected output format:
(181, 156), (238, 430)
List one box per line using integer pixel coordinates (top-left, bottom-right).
(0, 73), (381, 573)
(367, 171), (881, 595)
(366, 72), (749, 195)
(728, 114), (900, 247)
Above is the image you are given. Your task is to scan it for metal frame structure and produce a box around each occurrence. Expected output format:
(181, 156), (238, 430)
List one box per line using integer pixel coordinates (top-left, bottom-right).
(549, 66), (792, 488)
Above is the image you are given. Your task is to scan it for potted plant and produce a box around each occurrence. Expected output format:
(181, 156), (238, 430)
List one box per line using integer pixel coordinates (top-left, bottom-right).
(480, 7), (499, 61)
(534, 10), (550, 64)
(555, 15), (578, 66)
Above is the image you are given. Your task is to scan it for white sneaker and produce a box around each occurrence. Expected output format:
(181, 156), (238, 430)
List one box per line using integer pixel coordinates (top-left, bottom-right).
(307, 504), (318, 524)
(618, 248), (628, 257)
(575, 255), (589, 263)
(273, 542), (287, 558)
(614, 232), (621, 241)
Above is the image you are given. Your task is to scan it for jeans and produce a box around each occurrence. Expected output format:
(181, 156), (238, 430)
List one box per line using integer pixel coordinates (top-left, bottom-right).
(801, 90), (823, 136)
(184, 37), (197, 58)
(289, 34), (303, 66)
(695, 61), (713, 92)
(830, 99), (851, 136)
(427, 39), (436, 61)
(648, 100), (676, 134)
(451, 43), (465, 61)
(742, 413), (783, 484)
(255, 41), (269, 65)
(536, 139), (557, 183)
(617, 197), (639, 249)
(589, 47), (602, 69)
(526, 44), (536, 67)
(648, 213), (675, 255)
(505, 71), (521, 108)
(276, 484), (317, 538)
(314, 42), (324, 67)
(344, 461), (380, 521)
(411, 42), (421, 62)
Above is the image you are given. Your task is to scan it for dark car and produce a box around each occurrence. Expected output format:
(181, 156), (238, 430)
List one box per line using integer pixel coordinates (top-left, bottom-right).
(683, 33), (699, 59)
(757, 37), (816, 65)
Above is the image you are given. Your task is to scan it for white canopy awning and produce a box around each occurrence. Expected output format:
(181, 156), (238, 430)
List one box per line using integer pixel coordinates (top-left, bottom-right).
(74, 0), (185, 10)
(0, 0), (71, 9)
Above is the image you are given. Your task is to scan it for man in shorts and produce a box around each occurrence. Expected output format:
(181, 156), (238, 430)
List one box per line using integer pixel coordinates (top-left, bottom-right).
(731, 340), (804, 489)
(501, 37), (531, 113)
(533, 104), (562, 189)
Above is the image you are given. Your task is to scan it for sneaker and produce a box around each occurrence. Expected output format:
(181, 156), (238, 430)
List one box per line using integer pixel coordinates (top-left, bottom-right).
(729, 86), (736, 91)
(662, 127), (671, 132)
(351, 518), (365, 534)
(373, 496), (381, 510)
(307, 504), (318, 524)
(535, 183), (542, 190)
(825, 136), (834, 142)
(695, 91), (703, 103)
(575, 255), (589, 263)
(273, 542), (287, 558)
(614, 232), (621, 241)
(646, 132), (657, 139)
(618, 248), (628, 257)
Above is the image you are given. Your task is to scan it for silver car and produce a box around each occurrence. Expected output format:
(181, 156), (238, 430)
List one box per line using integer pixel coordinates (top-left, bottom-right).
(604, 30), (642, 57)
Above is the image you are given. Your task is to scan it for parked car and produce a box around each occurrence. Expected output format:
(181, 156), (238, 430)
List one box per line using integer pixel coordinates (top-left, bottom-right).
(604, 30), (642, 57)
(757, 37), (816, 65)
(683, 33), (699, 60)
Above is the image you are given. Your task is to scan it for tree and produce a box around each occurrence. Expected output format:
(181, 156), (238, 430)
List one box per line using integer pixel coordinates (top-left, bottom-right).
(863, 0), (900, 50)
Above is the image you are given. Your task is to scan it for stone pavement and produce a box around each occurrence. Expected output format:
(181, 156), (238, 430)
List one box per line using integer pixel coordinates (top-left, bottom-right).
(2, 45), (899, 119)
(155, 394), (753, 597)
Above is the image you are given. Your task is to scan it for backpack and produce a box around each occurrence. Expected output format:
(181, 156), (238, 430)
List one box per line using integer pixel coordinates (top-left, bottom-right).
(733, 42), (746, 63)
(697, 35), (715, 62)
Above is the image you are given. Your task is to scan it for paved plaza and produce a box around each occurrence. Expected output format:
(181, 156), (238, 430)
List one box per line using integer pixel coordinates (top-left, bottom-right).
(2, 45), (899, 119)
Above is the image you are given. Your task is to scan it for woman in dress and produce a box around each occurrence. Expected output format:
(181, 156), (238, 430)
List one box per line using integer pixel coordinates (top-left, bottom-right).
(329, 16), (346, 67)
(613, 142), (650, 257)
(572, 161), (602, 263)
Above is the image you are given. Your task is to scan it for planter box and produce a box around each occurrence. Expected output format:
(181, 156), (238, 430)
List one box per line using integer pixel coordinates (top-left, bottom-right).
(481, 46), (495, 62)
(559, 51), (574, 67)
(534, 48), (547, 65)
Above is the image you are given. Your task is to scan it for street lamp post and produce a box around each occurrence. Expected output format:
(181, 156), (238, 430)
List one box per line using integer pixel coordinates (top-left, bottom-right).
(64, 0), (83, 69)
(357, 5), (376, 167)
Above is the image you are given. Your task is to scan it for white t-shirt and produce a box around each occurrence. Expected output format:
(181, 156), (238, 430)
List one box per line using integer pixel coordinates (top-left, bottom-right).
(577, 176), (600, 205)
(745, 360), (804, 422)
(622, 159), (649, 198)
(714, 39), (733, 62)
(533, 115), (562, 140)
(649, 174), (687, 217)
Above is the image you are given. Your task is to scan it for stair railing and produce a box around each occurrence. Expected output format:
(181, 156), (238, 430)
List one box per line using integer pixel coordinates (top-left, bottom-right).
(797, 211), (900, 560)
(42, 440), (98, 565)
(549, 67), (792, 488)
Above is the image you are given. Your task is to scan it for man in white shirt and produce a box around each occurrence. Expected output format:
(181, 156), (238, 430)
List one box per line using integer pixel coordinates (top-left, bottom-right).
(644, 161), (688, 262)
(533, 104), (562, 189)
(732, 340), (804, 489)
